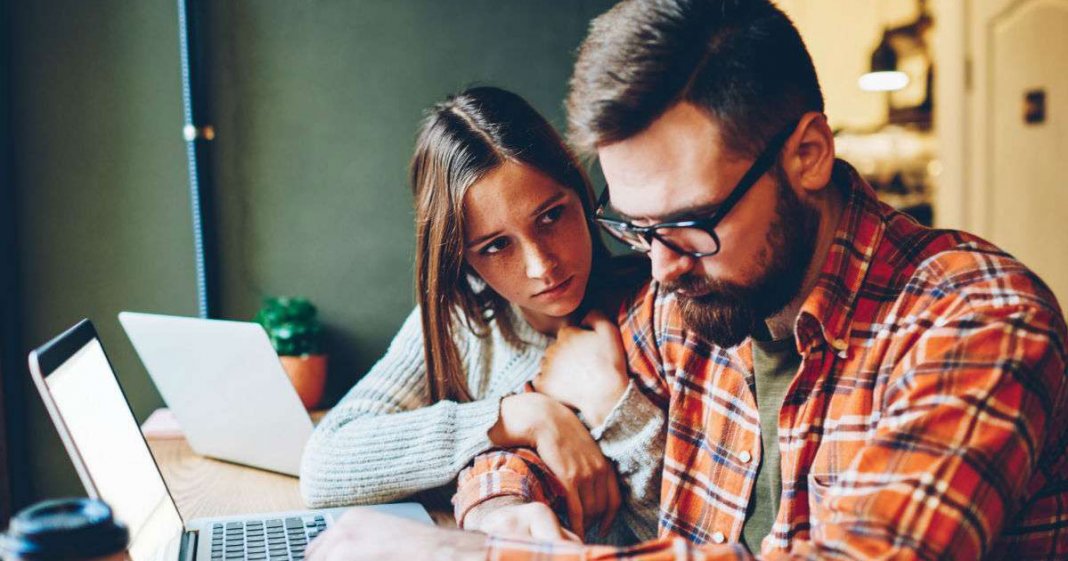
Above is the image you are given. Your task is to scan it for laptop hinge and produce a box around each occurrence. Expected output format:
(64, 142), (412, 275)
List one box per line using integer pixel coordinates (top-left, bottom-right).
(179, 529), (198, 561)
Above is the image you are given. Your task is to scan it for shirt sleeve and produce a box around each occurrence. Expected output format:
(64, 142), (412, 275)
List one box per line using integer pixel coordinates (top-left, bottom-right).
(453, 448), (569, 527)
(300, 307), (504, 508)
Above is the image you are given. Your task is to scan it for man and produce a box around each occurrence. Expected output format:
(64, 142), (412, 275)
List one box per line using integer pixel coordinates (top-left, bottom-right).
(308, 1), (1068, 559)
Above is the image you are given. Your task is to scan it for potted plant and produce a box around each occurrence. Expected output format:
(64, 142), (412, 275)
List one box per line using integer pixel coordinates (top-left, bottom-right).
(255, 296), (327, 410)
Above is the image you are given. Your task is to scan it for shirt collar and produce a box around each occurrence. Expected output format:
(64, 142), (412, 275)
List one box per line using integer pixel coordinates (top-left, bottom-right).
(794, 160), (887, 357)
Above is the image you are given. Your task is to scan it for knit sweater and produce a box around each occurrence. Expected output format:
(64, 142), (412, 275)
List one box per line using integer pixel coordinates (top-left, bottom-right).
(299, 305), (665, 541)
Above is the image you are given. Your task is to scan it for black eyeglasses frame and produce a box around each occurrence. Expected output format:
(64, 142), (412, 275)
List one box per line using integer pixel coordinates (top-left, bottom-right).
(594, 120), (800, 258)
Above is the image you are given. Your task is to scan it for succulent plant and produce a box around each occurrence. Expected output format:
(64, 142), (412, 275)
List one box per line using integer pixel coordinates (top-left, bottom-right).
(254, 296), (322, 356)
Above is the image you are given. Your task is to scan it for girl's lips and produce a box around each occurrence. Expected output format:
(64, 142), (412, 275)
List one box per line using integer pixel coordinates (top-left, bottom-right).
(534, 276), (574, 298)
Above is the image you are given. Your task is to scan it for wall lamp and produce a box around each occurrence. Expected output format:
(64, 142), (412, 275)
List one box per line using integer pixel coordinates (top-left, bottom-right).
(859, 31), (910, 92)
(858, 1), (932, 93)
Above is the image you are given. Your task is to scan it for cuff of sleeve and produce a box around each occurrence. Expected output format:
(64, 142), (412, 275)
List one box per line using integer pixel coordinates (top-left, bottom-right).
(590, 380), (656, 441)
(450, 397), (507, 471)
(453, 470), (537, 528)
(591, 380), (666, 474)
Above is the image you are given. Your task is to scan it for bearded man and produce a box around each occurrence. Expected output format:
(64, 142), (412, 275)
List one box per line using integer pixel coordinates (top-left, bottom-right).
(308, 1), (1068, 559)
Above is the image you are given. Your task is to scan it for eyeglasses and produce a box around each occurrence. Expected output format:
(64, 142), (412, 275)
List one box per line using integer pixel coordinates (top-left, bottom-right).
(594, 120), (799, 258)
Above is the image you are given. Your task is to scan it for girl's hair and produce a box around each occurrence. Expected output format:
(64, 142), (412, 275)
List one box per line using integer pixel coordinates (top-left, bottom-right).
(409, 86), (610, 402)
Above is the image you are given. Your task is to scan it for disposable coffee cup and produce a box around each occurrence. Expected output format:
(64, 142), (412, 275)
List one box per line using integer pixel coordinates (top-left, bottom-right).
(0, 498), (128, 561)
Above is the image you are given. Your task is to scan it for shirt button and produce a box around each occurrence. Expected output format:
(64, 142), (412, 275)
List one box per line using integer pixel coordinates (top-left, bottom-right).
(738, 450), (752, 464)
(712, 531), (726, 544)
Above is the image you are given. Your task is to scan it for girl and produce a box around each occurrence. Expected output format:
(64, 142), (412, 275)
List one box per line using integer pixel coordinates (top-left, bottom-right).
(300, 87), (662, 543)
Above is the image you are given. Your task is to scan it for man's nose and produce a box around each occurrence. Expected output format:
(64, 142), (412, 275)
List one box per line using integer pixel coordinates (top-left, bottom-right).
(649, 239), (694, 284)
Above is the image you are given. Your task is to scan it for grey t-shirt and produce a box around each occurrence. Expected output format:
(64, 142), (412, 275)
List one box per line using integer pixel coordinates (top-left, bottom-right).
(741, 335), (801, 553)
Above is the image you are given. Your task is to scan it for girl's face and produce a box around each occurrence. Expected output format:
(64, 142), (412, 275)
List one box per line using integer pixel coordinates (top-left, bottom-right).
(462, 160), (593, 334)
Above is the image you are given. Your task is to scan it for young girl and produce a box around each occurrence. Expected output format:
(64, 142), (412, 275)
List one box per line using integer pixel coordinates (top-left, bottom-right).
(300, 87), (663, 543)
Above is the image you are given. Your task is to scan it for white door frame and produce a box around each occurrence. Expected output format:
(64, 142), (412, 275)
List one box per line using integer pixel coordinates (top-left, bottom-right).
(947, 0), (1065, 238)
(932, 0), (969, 231)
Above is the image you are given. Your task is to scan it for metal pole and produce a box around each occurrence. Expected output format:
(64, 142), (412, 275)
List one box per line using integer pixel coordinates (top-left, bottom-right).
(177, 0), (216, 318)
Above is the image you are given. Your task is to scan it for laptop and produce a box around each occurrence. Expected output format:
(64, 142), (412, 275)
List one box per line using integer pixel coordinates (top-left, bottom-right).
(117, 311), (313, 476)
(28, 319), (432, 561)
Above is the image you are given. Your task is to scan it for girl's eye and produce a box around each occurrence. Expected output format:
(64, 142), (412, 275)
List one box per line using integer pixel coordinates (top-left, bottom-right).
(539, 204), (566, 225)
(479, 237), (510, 256)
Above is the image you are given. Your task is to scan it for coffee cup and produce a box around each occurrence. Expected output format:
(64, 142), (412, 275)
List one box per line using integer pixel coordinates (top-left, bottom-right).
(0, 498), (128, 561)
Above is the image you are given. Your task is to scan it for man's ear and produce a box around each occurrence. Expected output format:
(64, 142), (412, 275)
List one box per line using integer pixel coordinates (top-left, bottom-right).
(783, 112), (834, 194)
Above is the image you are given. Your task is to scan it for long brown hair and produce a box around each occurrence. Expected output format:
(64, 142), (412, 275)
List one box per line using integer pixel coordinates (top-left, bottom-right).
(409, 86), (610, 403)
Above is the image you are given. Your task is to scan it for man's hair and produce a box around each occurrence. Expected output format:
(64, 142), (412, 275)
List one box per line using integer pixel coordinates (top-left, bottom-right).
(567, 0), (824, 158)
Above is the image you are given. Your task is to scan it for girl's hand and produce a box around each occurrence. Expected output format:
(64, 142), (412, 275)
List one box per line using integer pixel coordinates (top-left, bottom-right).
(534, 310), (629, 428)
(489, 392), (621, 538)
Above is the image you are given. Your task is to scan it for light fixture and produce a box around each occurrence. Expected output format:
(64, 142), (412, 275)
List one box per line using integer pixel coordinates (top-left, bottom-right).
(859, 71), (910, 92)
(859, 30), (910, 92)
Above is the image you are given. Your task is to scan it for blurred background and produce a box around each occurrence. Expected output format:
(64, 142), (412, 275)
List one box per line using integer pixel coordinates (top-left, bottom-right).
(1, 0), (1065, 523)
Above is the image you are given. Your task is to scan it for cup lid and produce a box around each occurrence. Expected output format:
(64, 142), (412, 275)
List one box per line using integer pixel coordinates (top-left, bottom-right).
(1, 498), (128, 559)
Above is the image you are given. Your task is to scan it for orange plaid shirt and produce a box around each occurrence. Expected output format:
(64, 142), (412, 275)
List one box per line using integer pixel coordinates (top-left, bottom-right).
(453, 162), (1068, 560)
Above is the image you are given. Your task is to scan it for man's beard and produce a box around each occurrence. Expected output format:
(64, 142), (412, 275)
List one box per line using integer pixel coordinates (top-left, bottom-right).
(665, 170), (820, 348)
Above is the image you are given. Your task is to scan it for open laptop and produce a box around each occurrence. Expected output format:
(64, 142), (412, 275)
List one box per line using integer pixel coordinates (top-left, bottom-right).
(28, 319), (432, 561)
(117, 311), (313, 476)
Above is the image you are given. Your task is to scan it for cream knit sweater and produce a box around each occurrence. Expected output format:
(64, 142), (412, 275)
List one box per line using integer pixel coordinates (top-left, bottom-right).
(299, 306), (664, 541)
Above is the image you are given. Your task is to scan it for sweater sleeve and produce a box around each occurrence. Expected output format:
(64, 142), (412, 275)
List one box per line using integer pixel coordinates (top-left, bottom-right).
(588, 380), (665, 541)
(299, 307), (504, 508)
(584, 281), (669, 540)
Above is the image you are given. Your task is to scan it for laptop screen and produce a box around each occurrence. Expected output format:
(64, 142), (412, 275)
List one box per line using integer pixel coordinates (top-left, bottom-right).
(43, 336), (184, 560)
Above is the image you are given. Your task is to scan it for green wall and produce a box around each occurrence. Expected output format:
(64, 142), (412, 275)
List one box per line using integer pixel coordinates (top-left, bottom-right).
(8, 1), (614, 505)
(9, 1), (195, 501)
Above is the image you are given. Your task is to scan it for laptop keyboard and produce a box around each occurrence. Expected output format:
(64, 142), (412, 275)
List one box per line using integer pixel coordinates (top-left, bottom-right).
(209, 515), (326, 560)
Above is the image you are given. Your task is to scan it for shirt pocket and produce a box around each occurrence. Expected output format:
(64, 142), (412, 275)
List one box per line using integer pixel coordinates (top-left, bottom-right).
(806, 472), (839, 542)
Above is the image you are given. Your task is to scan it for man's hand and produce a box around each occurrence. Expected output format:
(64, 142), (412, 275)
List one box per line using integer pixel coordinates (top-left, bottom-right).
(463, 496), (579, 542)
(534, 310), (629, 428)
(306, 509), (486, 561)
(488, 392), (621, 538)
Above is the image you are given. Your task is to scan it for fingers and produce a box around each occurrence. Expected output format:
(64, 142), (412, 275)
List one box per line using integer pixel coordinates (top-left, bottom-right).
(481, 513), (525, 539)
(580, 310), (616, 336)
(479, 503), (575, 544)
(563, 483), (586, 539)
(585, 484), (605, 538)
(528, 505), (574, 542)
(578, 478), (597, 538)
(306, 533), (323, 559)
(580, 460), (621, 539)
(554, 325), (583, 342)
(579, 309), (608, 328)
(580, 311), (626, 362)
(599, 469), (622, 537)
(305, 522), (341, 560)
(531, 371), (544, 393)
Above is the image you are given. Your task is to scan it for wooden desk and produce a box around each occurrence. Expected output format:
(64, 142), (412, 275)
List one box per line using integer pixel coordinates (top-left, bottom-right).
(146, 436), (308, 519)
(144, 410), (454, 527)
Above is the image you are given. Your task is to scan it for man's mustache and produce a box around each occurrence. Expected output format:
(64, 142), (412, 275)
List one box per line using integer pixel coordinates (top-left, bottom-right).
(663, 273), (711, 296)
(664, 274), (744, 303)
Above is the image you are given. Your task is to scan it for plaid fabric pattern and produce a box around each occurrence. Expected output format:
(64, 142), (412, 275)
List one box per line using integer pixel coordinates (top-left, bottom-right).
(456, 161), (1068, 560)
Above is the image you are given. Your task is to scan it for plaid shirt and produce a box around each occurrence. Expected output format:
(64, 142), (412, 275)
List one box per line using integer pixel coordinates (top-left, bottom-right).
(453, 161), (1068, 560)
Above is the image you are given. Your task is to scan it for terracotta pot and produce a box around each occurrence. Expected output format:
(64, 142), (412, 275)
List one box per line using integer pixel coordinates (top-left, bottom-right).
(279, 354), (328, 410)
